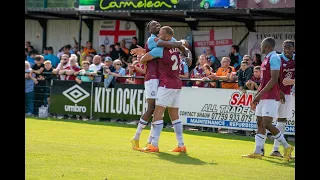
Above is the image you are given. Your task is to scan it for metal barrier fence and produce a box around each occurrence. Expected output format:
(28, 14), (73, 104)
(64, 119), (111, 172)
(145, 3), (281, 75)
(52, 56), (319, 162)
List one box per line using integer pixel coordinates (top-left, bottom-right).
(25, 72), (239, 118)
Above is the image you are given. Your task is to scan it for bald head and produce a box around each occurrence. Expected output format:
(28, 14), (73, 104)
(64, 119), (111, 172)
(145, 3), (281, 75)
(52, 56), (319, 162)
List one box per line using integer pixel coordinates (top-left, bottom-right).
(261, 37), (276, 54)
(158, 26), (174, 41)
(161, 26), (174, 36)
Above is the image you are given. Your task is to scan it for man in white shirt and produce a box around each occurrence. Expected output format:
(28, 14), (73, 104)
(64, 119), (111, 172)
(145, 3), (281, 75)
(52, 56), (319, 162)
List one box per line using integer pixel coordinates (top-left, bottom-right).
(89, 55), (103, 82)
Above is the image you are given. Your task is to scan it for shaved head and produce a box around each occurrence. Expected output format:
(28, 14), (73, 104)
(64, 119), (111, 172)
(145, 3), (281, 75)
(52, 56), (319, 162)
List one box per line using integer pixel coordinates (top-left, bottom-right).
(261, 37), (276, 54)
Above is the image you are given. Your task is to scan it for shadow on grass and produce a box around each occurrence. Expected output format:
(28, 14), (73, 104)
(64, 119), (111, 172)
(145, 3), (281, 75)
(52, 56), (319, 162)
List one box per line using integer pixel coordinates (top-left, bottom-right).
(155, 152), (216, 165)
(261, 156), (295, 168)
(26, 117), (294, 146)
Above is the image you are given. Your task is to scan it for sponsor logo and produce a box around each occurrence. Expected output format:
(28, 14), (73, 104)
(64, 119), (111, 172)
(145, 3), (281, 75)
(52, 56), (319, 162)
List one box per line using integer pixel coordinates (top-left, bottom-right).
(151, 91), (156, 96)
(63, 85), (90, 113)
(79, 5), (95, 11)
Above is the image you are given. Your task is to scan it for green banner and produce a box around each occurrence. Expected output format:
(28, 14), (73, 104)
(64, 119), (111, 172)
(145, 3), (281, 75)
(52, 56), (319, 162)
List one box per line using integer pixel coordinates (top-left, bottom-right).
(50, 80), (170, 122)
(79, 0), (191, 11)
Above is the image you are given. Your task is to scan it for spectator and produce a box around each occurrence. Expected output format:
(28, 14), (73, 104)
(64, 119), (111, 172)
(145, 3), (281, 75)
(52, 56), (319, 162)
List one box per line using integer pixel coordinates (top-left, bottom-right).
(25, 61), (37, 115)
(252, 53), (262, 66)
(100, 57), (116, 88)
(42, 47), (48, 56)
(129, 56), (137, 64)
(85, 55), (93, 64)
(84, 41), (96, 56)
(129, 37), (139, 51)
(79, 46), (86, 65)
(54, 54), (71, 80)
(63, 45), (72, 57)
(75, 61), (95, 84)
(205, 46), (221, 72)
(32, 55), (45, 115)
(57, 46), (65, 59)
(111, 43), (126, 60)
(25, 41), (31, 49)
(109, 44), (115, 54)
(211, 57), (238, 89)
(246, 66), (261, 90)
(179, 53), (190, 86)
(128, 54), (145, 85)
(38, 60), (54, 105)
(120, 39), (129, 55)
(229, 45), (242, 70)
(237, 61), (253, 91)
(89, 55), (103, 82)
(32, 55), (45, 78)
(106, 59), (126, 84)
(65, 55), (81, 81)
(44, 47), (60, 68)
(27, 50), (37, 66)
(98, 45), (108, 60)
(191, 54), (213, 86)
(27, 45), (36, 53)
(200, 64), (216, 88)
(242, 55), (254, 71)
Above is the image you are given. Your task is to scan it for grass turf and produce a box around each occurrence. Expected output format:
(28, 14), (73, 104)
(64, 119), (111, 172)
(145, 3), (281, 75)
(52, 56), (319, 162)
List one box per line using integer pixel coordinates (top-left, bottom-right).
(26, 118), (295, 180)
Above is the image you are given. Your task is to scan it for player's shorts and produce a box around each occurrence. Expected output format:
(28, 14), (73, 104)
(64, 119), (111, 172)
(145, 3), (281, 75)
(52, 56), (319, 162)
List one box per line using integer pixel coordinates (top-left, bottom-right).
(144, 79), (159, 99)
(278, 94), (294, 119)
(156, 87), (181, 108)
(255, 99), (279, 118)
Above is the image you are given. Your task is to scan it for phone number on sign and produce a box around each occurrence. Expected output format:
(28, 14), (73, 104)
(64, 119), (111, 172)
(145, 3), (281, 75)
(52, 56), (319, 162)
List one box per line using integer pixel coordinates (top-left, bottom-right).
(211, 113), (254, 122)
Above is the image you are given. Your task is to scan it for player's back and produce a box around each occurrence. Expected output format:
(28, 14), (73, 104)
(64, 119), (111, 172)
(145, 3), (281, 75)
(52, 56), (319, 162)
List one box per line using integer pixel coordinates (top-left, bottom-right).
(259, 52), (280, 100)
(279, 54), (295, 95)
(158, 47), (182, 89)
(144, 41), (159, 81)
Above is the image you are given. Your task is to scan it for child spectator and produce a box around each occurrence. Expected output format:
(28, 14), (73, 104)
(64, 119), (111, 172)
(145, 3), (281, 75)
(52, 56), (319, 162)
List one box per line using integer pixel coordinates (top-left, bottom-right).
(246, 66), (261, 90)
(75, 61), (95, 84)
(237, 61), (253, 91)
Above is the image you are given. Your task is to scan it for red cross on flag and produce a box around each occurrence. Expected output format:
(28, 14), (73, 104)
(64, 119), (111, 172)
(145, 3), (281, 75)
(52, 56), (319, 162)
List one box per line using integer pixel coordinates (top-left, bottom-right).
(193, 28), (233, 58)
(99, 20), (137, 49)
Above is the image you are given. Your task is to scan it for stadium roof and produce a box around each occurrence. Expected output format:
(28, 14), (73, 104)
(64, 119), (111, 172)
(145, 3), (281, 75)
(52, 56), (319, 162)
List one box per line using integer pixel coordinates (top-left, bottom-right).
(25, 8), (295, 23)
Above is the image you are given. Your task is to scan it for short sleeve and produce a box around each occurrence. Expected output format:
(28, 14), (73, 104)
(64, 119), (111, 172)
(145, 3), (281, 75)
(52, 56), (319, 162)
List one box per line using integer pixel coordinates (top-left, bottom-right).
(147, 36), (164, 58)
(119, 68), (126, 76)
(270, 54), (281, 70)
(183, 63), (189, 73)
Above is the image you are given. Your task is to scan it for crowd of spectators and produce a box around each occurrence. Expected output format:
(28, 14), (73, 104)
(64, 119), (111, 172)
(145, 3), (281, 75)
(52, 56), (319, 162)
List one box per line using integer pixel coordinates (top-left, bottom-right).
(25, 38), (262, 116)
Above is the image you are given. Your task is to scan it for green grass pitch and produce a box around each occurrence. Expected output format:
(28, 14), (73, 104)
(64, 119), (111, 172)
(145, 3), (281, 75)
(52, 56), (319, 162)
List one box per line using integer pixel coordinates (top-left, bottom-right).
(26, 118), (295, 180)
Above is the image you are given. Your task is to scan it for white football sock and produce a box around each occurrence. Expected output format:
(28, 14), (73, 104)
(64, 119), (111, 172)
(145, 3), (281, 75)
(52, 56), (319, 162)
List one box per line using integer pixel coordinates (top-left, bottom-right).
(273, 122), (286, 151)
(172, 119), (184, 147)
(274, 132), (289, 149)
(147, 124), (154, 144)
(262, 130), (268, 150)
(151, 120), (164, 147)
(133, 119), (148, 140)
(254, 134), (266, 154)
